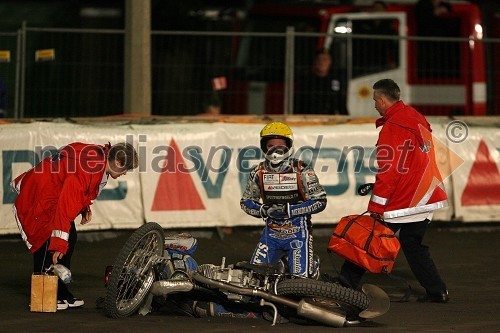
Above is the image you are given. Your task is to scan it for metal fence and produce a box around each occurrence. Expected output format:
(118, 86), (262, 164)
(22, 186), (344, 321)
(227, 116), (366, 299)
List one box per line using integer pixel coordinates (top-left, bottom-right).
(0, 31), (20, 118)
(0, 26), (499, 118)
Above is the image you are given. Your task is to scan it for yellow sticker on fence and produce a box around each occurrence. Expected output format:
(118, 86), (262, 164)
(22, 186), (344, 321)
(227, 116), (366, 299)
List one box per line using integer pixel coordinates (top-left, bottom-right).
(358, 86), (371, 99)
(0, 50), (10, 63)
(35, 49), (55, 62)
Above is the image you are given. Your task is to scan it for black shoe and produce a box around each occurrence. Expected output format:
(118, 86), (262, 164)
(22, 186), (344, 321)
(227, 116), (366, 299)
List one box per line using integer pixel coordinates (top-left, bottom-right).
(418, 290), (449, 303)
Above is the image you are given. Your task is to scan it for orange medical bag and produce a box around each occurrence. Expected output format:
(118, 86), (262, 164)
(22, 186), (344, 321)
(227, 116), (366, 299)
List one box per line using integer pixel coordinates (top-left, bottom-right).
(327, 214), (400, 273)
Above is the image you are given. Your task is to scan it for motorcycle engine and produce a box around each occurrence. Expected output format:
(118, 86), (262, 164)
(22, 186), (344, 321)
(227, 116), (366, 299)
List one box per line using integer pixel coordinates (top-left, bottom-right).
(196, 263), (262, 289)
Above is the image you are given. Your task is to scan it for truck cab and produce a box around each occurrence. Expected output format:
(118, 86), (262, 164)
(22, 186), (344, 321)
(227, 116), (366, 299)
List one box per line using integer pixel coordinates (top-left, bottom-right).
(225, 1), (486, 116)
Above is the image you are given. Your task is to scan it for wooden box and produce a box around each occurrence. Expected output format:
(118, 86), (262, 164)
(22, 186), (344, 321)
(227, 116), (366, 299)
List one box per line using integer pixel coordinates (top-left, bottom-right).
(30, 273), (58, 312)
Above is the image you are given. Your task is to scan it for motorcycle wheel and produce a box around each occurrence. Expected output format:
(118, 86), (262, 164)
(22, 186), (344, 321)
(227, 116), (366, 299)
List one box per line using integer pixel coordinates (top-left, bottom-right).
(276, 278), (369, 321)
(104, 222), (165, 318)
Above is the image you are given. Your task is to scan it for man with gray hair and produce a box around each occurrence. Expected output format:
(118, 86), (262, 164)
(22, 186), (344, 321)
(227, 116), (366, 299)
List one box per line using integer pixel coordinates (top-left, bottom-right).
(338, 79), (449, 303)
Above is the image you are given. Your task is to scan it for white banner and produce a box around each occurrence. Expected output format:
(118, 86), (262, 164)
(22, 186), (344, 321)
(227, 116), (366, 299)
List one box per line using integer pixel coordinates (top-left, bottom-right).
(136, 122), (382, 228)
(443, 124), (500, 222)
(0, 122), (143, 235)
(0, 119), (498, 235)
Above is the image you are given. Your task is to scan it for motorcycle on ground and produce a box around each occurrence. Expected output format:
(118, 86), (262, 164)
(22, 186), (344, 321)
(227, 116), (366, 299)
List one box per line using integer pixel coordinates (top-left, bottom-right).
(103, 221), (390, 327)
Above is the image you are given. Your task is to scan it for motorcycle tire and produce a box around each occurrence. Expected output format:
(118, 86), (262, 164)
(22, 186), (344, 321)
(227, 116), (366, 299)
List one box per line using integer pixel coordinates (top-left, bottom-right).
(276, 278), (369, 321)
(104, 222), (165, 318)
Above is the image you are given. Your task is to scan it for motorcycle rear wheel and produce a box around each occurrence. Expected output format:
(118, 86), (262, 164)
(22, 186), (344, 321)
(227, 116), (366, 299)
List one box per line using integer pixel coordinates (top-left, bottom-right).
(104, 222), (165, 318)
(276, 278), (369, 321)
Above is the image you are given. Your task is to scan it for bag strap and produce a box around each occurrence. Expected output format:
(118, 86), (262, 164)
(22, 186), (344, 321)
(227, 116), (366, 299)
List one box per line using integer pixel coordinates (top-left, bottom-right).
(377, 217), (391, 229)
(41, 241), (49, 272)
(363, 216), (378, 252)
(340, 210), (369, 237)
(342, 211), (380, 253)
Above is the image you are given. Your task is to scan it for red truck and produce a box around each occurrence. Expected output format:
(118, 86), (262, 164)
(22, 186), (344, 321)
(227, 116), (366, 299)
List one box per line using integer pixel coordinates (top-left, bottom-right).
(222, 0), (498, 116)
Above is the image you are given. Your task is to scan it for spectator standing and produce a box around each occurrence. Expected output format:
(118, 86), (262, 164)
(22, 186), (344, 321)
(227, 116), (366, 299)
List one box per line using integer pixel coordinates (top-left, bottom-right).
(354, 1), (399, 72)
(294, 50), (347, 115)
(415, 0), (452, 36)
(415, 0), (458, 78)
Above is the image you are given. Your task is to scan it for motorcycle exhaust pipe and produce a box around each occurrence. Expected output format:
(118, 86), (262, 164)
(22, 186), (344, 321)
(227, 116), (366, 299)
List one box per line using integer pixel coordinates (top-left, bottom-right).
(296, 299), (346, 327)
(192, 272), (346, 327)
(150, 280), (194, 297)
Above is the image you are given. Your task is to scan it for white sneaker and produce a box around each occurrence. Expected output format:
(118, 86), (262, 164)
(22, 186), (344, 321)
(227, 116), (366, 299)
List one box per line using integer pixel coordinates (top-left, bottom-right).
(57, 300), (69, 310)
(57, 298), (84, 310)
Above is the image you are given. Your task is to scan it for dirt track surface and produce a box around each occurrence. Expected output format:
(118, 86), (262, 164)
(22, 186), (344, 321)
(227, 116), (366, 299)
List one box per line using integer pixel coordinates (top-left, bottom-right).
(2, 223), (499, 333)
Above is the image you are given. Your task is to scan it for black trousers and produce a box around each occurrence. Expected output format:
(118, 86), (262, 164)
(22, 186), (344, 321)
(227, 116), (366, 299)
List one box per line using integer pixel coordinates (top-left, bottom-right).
(340, 219), (447, 295)
(33, 222), (78, 300)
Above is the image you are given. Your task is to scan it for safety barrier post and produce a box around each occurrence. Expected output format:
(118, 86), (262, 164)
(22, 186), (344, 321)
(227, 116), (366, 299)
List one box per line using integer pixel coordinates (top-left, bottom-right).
(284, 26), (295, 115)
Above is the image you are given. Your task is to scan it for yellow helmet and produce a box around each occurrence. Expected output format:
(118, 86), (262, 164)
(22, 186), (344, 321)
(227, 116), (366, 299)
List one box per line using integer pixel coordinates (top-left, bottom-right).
(260, 121), (293, 152)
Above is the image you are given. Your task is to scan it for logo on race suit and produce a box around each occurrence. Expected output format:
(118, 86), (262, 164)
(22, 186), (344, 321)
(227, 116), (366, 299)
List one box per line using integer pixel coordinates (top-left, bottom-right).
(307, 181), (319, 190)
(266, 184), (298, 191)
(263, 173), (280, 184)
(269, 231), (297, 240)
(252, 242), (268, 264)
(293, 249), (302, 274)
(263, 173), (297, 185)
(266, 193), (299, 201)
(279, 173), (297, 183)
(290, 240), (305, 274)
(268, 225), (300, 239)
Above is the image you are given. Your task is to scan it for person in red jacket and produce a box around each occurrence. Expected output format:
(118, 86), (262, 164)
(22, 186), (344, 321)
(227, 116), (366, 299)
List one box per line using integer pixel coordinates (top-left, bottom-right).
(12, 141), (138, 310)
(338, 79), (449, 303)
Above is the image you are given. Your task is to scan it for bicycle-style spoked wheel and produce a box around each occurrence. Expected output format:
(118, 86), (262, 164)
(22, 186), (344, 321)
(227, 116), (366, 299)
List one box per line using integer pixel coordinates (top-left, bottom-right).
(104, 222), (165, 318)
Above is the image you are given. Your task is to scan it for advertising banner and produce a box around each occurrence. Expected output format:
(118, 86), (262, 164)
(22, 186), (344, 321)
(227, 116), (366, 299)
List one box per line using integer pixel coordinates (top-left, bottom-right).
(444, 123), (500, 221)
(0, 118), (498, 235)
(136, 122), (383, 228)
(0, 122), (143, 235)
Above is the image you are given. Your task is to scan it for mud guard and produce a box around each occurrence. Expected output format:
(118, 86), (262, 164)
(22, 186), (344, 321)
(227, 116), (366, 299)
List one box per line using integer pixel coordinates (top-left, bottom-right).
(359, 284), (390, 319)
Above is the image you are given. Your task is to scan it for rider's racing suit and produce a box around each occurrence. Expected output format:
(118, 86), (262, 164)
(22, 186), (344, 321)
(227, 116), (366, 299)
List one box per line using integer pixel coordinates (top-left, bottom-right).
(240, 159), (327, 277)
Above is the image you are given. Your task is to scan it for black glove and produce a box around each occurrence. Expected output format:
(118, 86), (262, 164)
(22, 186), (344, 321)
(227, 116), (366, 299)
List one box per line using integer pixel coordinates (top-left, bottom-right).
(260, 204), (289, 219)
(357, 183), (374, 196)
(369, 212), (384, 221)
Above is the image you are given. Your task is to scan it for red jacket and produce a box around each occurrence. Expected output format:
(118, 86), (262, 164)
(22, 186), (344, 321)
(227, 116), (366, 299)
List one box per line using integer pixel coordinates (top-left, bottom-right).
(368, 101), (448, 219)
(12, 142), (109, 254)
